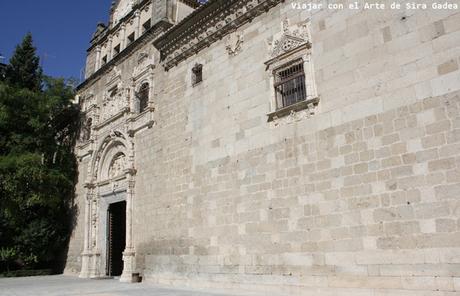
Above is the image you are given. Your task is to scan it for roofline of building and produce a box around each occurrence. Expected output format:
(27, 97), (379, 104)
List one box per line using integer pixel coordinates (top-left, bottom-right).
(88, 0), (203, 52)
(76, 20), (172, 92)
(88, 0), (152, 52)
(77, 0), (283, 91)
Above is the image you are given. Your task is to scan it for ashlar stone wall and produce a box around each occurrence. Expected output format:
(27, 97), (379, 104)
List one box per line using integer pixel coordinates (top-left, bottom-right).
(133, 1), (460, 294)
(67, 0), (460, 294)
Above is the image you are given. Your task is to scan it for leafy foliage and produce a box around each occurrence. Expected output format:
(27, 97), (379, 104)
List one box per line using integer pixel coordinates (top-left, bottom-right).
(0, 34), (79, 273)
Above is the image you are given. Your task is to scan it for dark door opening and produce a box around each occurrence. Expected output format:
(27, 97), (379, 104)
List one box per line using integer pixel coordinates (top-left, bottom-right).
(107, 201), (126, 277)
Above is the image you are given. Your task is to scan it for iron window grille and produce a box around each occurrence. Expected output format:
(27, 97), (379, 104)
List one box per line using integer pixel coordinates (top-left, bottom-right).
(273, 59), (307, 110)
(137, 83), (149, 113)
(192, 64), (203, 86)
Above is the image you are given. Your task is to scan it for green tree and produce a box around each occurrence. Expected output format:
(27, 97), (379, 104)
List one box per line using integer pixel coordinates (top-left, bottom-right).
(0, 34), (79, 274)
(5, 33), (43, 91)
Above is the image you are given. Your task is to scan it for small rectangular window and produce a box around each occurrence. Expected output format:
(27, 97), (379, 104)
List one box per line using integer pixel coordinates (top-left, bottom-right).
(127, 33), (135, 45)
(113, 44), (121, 56)
(192, 64), (203, 86)
(273, 59), (306, 109)
(102, 55), (108, 65)
(142, 20), (151, 33)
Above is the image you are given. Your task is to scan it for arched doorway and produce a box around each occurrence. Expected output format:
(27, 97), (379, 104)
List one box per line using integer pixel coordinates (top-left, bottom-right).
(80, 131), (136, 282)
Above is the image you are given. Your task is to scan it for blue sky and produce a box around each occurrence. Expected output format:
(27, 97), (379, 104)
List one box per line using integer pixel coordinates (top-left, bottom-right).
(0, 0), (112, 81)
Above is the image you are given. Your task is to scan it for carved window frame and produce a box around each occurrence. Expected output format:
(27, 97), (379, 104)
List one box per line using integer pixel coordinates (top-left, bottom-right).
(77, 92), (97, 147)
(134, 80), (151, 114)
(131, 53), (154, 117)
(266, 43), (318, 123)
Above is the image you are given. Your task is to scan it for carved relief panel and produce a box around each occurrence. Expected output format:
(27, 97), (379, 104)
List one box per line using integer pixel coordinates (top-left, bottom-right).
(108, 153), (126, 179)
(225, 31), (244, 56)
(268, 18), (311, 59)
(100, 66), (129, 123)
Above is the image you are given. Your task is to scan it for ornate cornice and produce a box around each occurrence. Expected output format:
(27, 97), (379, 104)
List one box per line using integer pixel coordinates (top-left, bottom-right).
(153, 0), (284, 71)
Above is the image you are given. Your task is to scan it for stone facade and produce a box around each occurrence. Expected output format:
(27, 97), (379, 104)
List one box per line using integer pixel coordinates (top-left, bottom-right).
(67, 0), (460, 294)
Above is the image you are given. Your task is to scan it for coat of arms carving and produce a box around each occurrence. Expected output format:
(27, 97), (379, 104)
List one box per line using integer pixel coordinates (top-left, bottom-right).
(225, 32), (244, 56)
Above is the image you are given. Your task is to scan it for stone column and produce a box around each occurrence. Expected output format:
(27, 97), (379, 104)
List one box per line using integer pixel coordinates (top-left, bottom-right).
(121, 24), (127, 50)
(130, 79), (137, 113)
(148, 70), (154, 108)
(134, 10), (141, 39)
(95, 46), (102, 71)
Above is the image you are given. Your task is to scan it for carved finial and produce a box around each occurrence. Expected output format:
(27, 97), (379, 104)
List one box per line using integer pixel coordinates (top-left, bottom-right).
(282, 18), (290, 32)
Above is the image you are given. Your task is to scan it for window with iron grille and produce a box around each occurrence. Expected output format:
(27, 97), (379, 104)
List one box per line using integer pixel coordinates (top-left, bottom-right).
(273, 59), (307, 110)
(192, 64), (203, 86)
(137, 83), (149, 113)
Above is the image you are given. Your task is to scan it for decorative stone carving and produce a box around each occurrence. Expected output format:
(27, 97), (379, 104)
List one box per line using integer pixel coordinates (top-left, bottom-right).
(107, 66), (122, 86)
(81, 117), (93, 142)
(225, 31), (244, 56)
(108, 153), (126, 179)
(133, 53), (154, 79)
(113, 0), (135, 24)
(137, 52), (149, 64)
(91, 199), (98, 247)
(109, 130), (124, 139)
(271, 102), (318, 127)
(100, 87), (128, 122)
(268, 18), (310, 59)
(92, 23), (107, 40)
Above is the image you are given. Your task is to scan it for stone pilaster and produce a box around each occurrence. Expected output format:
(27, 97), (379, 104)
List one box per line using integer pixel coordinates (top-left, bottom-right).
(120, 172), (136, 282)
(108, 37), (114, 60)
(121, 24), (127, 50)
(89, 251), (102, 278)
(79, 185), (94, 278)
(95, 46), (102, 71)
(134, 10), (141, 39)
